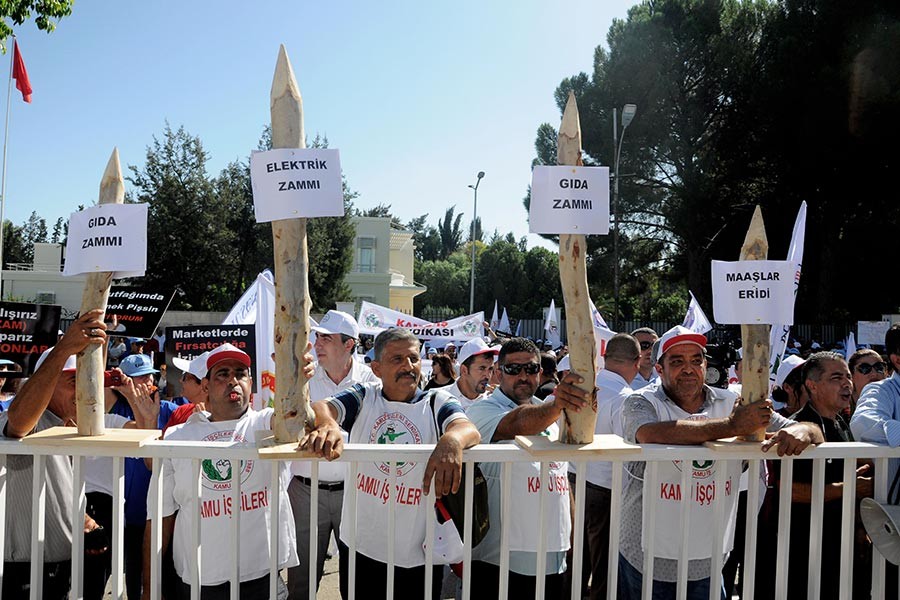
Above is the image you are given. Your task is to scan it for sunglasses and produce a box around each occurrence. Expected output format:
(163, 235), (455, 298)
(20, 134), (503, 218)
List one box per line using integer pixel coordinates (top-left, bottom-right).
(639, 341), (654, 350)
(855, 362), (886, 375)
(500, 362), (541, 376)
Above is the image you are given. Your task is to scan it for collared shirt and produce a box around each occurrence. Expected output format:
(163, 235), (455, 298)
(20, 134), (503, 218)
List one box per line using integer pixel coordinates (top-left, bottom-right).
(631, 370), (658, 390)
(0, 409), (75, 562)
(585, 369), (633, 487)
(850, 371), (900, 500)
(466, 388), (567, 576)
(293, 359), (379, 481)
(620, 384), (792, 582)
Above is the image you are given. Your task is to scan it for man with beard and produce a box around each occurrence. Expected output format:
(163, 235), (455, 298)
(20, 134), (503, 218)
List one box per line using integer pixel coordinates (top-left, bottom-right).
(466, 337), (590, 600)
(442, 338), (498, 410)
(300, 328), (480, 600)
(618, 326), (823, 600)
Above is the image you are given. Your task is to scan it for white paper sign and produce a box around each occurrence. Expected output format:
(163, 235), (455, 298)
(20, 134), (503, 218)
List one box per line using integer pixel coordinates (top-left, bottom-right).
(857, 321), (890, 346)
(529, 165), (609, 234)
(711, 260), (795, 325)
(249, 148), (344, 222)
(63, 204), (148, 277)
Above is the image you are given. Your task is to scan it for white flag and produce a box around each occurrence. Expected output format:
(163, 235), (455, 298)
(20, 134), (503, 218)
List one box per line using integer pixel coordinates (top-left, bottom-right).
(515, 319), (522, 337)
(845, 332), (857, 360)
(544, 299), (561, 348)
(498, 307), (511, 334)
(222, 270), (276, 410)
(490, 301), (500, 331)
(768, 201), (807, 384)
(588, 299), (609, 329)
(682, 291), (713, 334)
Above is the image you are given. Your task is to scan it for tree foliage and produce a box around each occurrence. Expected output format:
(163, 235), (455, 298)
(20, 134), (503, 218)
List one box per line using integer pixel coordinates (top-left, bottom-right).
(0, 0), (73, 51)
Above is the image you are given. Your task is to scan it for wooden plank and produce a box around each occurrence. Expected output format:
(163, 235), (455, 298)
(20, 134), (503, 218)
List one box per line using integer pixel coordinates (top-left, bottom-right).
(556, 91), (598, 444)
(22, 426), (160, 448)
(515, 433), (640, 457)
(257, 434), (321, 460)
(75, 149), (124, 435)
(739, 206), (770, 441)
(269, 45), (315, 443)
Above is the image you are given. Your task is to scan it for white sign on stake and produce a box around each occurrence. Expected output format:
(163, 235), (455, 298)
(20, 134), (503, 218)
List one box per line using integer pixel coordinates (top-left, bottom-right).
(529, 165), (610, 234)
(63, 204), (148, 277)
(857, 320), (890, 346)
(711, 260), (795, 325)
(250, 148), (344, 222)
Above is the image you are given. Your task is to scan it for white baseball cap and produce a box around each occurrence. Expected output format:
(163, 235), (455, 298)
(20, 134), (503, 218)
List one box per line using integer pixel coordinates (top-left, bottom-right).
(557, 355), (571, 372)
(457, 338), (499, 366)
(775, 355), (806, 388)
(658, 325), (707, 357)
(311, 310), (359, 339)
(173, 351), (210, 380)
(34, 347), (77, 373)
(206, 343), (252, 371)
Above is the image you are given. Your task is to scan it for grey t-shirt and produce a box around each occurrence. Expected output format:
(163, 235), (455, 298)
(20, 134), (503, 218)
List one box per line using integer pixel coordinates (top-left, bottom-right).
(0, 410), (75, 562)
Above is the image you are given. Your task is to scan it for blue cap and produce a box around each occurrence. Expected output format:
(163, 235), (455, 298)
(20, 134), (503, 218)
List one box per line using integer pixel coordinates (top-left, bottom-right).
(120, 353), (159, 377)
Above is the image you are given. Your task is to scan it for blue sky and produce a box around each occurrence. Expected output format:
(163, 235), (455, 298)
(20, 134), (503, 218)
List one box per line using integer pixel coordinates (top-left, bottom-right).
(3, 1), (634, 250)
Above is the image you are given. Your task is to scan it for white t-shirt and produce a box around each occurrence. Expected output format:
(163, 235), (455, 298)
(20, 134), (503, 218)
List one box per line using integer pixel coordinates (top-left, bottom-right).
(586, 369), (633, 488)
(84, 414), (132, 495)
(291, 359), (379, 481)
(442, 380), (486, 412)
(328, 383), (468, 567)
(159, 408), (298, 585)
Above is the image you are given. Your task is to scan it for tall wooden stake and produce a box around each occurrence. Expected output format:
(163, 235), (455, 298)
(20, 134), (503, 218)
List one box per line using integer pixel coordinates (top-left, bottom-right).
(557, 92), (598, 444)
(75, 148), (123, 435)
(270, 45), (314, 443)
(739, 206), (770, 441)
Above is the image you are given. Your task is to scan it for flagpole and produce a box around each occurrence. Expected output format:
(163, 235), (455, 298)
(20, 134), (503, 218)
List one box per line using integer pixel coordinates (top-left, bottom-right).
(0, 36), (16, 295)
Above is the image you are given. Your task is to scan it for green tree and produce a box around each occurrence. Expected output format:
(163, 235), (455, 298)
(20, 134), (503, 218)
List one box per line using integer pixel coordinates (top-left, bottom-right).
(2, 220), (27, 267)
(414, 253), (470, 315)
(128, 124), (235, 310)
(437, 206), (465, 259)
(20, 210), (48, 262)
(0, 1), (73, 51)
(50, 216), (64, 244)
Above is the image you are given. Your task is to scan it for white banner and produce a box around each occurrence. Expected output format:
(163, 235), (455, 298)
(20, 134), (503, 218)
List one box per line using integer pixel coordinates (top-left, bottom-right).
(711, 260), (796, 325)
(858, 321), (890, 346)
(63, 204), (148, 277)
(222, 270), (276, 410)
(529, 165), (610, 234)
(498, 307), (511, 334)
(357, 301), (484, 341)
(250, 148), (344, 222)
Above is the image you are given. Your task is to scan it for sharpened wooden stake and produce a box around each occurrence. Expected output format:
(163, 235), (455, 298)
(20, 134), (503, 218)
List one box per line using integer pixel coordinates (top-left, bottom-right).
(557, 92), (598, 444)
(75, 148), (124, 435)
(270, 45), (314, 443)
(739, 206), (770, 442)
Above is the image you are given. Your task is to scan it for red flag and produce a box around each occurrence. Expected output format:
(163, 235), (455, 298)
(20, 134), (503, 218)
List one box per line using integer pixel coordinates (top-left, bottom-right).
(12, 40), (32, 103)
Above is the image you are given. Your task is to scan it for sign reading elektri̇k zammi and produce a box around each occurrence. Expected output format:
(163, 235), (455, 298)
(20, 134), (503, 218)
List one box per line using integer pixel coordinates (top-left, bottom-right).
(63, 204), (148, 277)
(529, 166), (610, 234)
(711, 260), (795, 325)
(249, 148), (344, 222)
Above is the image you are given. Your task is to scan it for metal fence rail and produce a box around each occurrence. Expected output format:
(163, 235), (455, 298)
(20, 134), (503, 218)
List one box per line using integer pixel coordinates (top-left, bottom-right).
(0, 438), (897, 599)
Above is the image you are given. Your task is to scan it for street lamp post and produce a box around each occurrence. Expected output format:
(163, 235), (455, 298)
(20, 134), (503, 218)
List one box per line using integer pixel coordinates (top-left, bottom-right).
(468, 171), (485, 314)
(613, 104), (636, 330)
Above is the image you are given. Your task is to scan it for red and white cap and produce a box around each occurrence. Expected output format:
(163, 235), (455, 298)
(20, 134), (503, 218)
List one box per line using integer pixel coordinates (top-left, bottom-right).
(173, 351), (210, 380)
(457, 338), (499, 365)
(206, 343), (251, 371)
(658, 325), (707, 357)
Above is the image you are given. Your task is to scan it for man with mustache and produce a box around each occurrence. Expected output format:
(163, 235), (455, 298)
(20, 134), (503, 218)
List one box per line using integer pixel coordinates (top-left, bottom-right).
(146, 343), (313, 599)
(618, 326), (823, 600)
(776, 352), (872, 600)
(466, 337), (590, 600)
(442, 337), (498, 410)
(301, 328), (480, 600)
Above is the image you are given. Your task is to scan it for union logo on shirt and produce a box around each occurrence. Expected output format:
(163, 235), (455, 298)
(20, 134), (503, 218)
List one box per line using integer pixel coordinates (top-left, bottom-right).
(672, 459), (716, 479)
(200, 429), (254, 490)
(370, 411), (422, 477)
